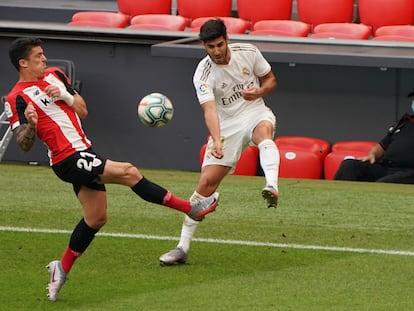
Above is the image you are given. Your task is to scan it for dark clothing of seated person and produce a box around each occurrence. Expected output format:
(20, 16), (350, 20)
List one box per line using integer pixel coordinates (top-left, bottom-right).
(334, 113), (414, 184)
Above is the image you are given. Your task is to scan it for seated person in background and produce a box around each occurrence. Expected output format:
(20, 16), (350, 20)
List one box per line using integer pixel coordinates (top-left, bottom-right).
(334, 103), (414, 184)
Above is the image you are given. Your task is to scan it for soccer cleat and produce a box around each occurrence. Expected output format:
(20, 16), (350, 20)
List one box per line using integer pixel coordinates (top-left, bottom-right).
(159, 247), (188, 266)
(262, 186), (278, 208)
(46, 260), (67, 302)
(187, 192), (220, 221)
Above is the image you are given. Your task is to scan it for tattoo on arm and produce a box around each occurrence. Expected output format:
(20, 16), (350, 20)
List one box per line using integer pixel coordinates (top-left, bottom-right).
(13, 124), (36, 152)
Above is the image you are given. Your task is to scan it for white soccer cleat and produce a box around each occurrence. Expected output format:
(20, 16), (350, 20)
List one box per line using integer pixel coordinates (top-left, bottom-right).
(46, 260), (67, 301)
(262, 185), (278, 208)
(159, 247), (188, 266)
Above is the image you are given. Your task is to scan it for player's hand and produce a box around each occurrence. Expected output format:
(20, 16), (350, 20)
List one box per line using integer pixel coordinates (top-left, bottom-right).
(44, 84), (74, 106)
(44, 84), (62, 98)
(24, 104), (38, 128)
(242, 88), (261, 101)
(211, 141), (224, 159)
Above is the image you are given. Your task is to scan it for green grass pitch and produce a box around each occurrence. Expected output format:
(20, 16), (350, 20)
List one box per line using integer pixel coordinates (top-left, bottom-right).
(1, 163), (414, 310)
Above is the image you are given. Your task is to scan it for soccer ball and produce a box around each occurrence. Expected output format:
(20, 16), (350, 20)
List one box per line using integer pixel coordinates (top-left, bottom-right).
(137, 93), (174, 128)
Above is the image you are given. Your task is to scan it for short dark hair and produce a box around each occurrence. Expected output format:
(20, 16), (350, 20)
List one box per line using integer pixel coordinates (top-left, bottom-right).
(9, 37), (42, 71)
(199, 18), (227, 42)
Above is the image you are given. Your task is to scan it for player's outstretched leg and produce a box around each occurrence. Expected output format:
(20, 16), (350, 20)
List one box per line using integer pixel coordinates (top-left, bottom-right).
(187, 192), (220, 221)
(46, 260), (68, 301)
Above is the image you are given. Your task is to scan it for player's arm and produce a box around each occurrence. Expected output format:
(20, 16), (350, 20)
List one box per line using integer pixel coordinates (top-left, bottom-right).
(201, 100), (223, 159)
(43, 84), (88, 119)
(259, 70), (277, 96)
(14, 124), (36, 152)
(13, 104), (37, 152)
(242, 70), (277, 100)
(70, 94), (88, 119)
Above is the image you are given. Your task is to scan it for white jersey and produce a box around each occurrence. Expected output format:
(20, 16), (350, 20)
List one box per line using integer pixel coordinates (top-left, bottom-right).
(193, 43), (272, 121)
(193, 43), (276, 170)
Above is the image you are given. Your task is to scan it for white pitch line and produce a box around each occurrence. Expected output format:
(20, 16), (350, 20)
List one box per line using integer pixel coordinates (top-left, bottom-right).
(1, 226), (414, 257)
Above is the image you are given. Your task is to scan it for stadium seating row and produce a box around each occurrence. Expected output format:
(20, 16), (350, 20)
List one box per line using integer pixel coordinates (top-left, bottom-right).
(66, 0), (414, 42)
(200, 136), (378, 180)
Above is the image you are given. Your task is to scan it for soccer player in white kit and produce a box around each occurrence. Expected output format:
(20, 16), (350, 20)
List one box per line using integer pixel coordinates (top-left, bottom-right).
(160, 18), (280, 265)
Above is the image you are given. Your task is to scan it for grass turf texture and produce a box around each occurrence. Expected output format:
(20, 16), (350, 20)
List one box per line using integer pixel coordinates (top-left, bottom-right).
(1, 163), (414, 310)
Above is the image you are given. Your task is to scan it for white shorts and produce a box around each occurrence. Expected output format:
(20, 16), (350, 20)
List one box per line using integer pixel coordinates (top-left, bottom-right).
(202, 105), (276, 173)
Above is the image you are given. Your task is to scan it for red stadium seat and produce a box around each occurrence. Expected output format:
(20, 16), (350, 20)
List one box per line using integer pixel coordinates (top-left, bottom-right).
(275, 136), (330, 179)
(275, 136), (331, 160)
(324, 150), (368, 180)
(117, 0), (172, 16)
(297, 0), (354, 29)
(372, 35), (414, 42)
(68, 20), (121, 28)
(199, 144), (207, 167)
(128, 14), (188, 31)
(249, 29), (305, 37)
(199, 144), (259, 176)
(375, 25), (414, 37)
(68, 11), (130, 28)
(68, 0), (173, 29)
(189, 17), (250, 34)
(250, 20), (310, 37)
(311, 32), (366, 40)
(177, 0), (232, 24)
(313, 23), (372, 40)
(237, 0), (293, 29)
(358, 0), (414, 33)
(279, 148), (323, 179)
(331, 141), (377, 153)
(233, 146), (259, 176)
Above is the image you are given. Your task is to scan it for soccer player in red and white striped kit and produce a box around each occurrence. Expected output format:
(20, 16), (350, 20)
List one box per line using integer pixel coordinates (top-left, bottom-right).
(4, 37), (219, 301)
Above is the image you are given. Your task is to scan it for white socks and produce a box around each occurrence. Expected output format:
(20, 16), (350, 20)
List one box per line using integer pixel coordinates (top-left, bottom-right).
(177, 191), (204, 253)
(176, 140), (279, 254)
(258, 139), (280, 191)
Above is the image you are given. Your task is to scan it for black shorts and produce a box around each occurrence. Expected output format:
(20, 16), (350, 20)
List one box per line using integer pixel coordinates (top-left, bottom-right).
(52, 148), (107, 195)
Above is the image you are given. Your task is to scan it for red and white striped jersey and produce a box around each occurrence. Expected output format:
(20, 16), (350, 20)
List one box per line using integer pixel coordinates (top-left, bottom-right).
(4, 68), (91, 165)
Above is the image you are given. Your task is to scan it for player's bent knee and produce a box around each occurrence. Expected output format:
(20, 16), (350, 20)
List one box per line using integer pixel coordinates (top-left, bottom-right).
(88, 214), (107, 229)
(196, 177), (218, 196)
(124, 163), (143, 180)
